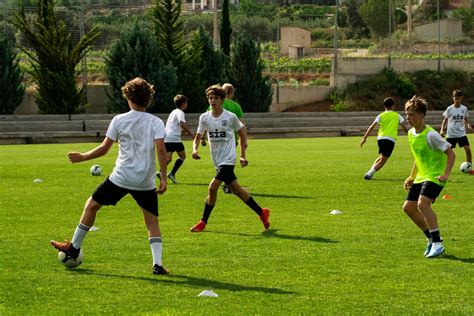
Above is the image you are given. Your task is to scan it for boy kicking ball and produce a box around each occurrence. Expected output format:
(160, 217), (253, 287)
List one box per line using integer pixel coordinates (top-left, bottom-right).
(190, 85), (270, 232)
(403, 96), (455, 258)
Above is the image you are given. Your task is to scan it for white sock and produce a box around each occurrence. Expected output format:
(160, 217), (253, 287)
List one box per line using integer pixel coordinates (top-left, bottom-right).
(71, 223), (90, 249)
(149, 237), (163, 266)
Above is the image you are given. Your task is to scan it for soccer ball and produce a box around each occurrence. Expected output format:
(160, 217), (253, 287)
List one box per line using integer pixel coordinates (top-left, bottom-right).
(58, 249), (83, 269)
(460, 162), (472, 174)
(90, 165), (102, 176)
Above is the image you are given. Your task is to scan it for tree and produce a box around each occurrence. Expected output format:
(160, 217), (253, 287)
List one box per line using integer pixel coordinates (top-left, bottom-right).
(359, 0), (392, 41)
(0, 37), (24, 114)
(151, 0), (205, 112)
(341, 0), (370, 39)
(220, 0), (232, 56)
(414, 0), (449, 22)
(13, 0), (99, 114)
(196, 26), (226, 86)
(105, 22), (177, 113)
(228, 35), (272, 112)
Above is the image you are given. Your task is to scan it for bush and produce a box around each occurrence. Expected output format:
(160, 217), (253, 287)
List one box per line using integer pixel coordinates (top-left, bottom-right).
(0, 37), (24, 114)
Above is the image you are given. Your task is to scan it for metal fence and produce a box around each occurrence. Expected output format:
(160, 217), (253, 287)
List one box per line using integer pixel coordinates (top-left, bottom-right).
(1, 1), (473, 90)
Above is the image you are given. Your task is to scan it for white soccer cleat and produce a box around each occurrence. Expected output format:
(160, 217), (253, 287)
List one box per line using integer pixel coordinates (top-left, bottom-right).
(426, 242), (444, 258)
(167, 173), (178, 184)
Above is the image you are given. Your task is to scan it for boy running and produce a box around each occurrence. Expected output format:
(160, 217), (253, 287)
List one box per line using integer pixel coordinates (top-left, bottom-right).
(51, 77), (170, 275)
(440, 89), (472, 165)
(360, 97), (409, 179)
(403, 96), (455, 258)
(190, 84), (270, 232)
(158, 94), (195, 184)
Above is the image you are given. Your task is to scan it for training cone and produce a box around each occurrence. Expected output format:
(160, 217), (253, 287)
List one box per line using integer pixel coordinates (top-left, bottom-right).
(442, 194), (452, 200)
(330, 210), (343, 215)
(197, 289), (218, 298)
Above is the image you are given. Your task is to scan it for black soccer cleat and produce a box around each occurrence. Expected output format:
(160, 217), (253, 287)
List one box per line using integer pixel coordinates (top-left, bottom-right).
(153, 264), (170, 275)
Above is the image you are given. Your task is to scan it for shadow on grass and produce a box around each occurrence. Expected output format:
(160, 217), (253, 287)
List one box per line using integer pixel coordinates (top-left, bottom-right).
(250, 193), (313, 199)
(176, 182), (209, 187)
(69, 270), (295, 294)
(442, 254), (474, 263)
(207, 229), (337, 244)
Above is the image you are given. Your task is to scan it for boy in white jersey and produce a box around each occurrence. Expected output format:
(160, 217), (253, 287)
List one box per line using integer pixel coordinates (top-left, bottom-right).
(190, 85), (270, 232)
(440, 90), (472, 166)
(360, 97), (409, 179)
(403, 96), (455, 258)
(158, 94), (195, 184)
(51, 78), (170, 275)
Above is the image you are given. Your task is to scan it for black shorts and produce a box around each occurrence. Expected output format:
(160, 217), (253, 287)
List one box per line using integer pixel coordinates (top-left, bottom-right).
(377, 139), (395, 157)
(406, 181), (444, 203)
(446, 136), (470, 148)
(92, 178), (159, 216)
(165, 142), (185, 153)
(215, 165), (237, 185)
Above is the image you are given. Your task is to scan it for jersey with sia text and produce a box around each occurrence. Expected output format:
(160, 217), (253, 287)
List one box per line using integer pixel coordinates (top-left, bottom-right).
(197, 109), (244, 167)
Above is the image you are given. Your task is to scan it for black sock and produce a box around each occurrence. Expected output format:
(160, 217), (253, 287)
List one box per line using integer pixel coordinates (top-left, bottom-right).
(245, 196), (262, 215)
(430, 229), (441, 243)
(423, 229), (431, 239)
(170, 158), (184, 176)
(202, 202), (214, 224)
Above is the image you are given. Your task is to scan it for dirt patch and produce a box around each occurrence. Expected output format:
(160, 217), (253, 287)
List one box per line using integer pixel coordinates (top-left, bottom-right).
(283, 100), (332, 112)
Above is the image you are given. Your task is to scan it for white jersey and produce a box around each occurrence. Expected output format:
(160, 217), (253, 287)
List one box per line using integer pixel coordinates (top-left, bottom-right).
(197, 109), (244, 167)
(106, 110), (166, 191)
(165, 108), (185, 143)
(443, 104), (469, 138)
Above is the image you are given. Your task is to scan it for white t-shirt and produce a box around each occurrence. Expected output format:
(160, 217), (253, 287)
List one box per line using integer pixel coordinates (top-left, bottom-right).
(197, 109), (244, 167)
(409, 129), (451, 152)
(106, 110), (165, 190)
(443, 104), (469, 138)
(165, 108), (185, 143)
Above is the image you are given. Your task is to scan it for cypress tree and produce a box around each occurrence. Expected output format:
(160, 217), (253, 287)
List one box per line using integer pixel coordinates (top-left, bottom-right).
(229, 35), (272, 112)
(0, 37), (24, 114)
(220, 0), (232, 56)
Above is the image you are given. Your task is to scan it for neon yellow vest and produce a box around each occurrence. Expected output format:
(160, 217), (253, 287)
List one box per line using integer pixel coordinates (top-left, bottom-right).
(378, 111), (400, 140)
(408, 125), (447, 186)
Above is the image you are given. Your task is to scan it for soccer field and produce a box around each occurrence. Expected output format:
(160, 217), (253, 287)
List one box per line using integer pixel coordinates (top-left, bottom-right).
(0, 137), (473, 314)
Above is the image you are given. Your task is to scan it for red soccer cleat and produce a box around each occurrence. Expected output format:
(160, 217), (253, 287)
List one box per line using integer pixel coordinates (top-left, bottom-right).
(50, 240), (80, 260)
(259, 208), (270, 230)
(190, 220), (206, 232)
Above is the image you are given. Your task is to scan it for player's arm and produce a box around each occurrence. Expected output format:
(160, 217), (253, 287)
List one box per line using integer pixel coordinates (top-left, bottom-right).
(401, 120), (410, 133)
(192, 132), (202, 160)
(68, 137), (114, 163)
(237, 127), (248, 167)
(360, 122), (377, 147)
(436, 147), (455, 183)
(404, 162), (417, 190)
(155, 138), (167, 194)
(465, 117), (472, 133)
(439, 117), (448, 137)
(180, 121), (195, 139)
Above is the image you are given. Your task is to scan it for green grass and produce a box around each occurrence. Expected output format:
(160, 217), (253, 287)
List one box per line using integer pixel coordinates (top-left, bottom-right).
(0, 137), (473, 314)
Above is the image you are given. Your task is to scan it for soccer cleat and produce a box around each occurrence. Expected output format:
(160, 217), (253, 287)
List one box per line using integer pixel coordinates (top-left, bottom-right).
(426, 242), (445, 258)
(152, 264), (170, 275)
(222, 184), (231, 194)
(259, 208), (270, 230)
(50, 240), (80, 260)
(364, 174), (372, 180)
(167, 173), (178, 184)
(423, 241), (432, 256)
(190, 220), (206, 232)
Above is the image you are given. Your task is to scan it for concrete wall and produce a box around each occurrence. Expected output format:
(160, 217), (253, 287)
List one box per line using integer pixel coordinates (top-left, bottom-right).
(280, 27), (311, 56)
(334, 57), (474, 91)
(414, 18), (463, 42)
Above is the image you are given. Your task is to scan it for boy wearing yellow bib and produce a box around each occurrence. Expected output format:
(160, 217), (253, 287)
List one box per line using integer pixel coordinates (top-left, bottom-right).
(361, 97), (409, 179)
(403, 96), (455, 258)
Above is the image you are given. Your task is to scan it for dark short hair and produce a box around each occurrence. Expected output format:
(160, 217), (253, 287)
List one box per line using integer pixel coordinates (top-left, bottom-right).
(405, 95), (428, 116)
(453, 89), (463, 97)
(383, 97), (395, 107)
(121, 77), (155, 107)
(174, 94), (188, 108)
(205, 84), (226, 99)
